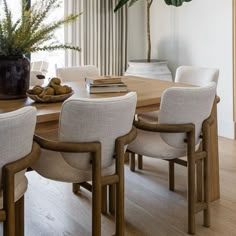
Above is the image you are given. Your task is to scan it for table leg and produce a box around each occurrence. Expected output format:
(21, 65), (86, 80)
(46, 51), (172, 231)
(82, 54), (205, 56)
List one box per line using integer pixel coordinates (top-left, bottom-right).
(209, 98), (220, 201)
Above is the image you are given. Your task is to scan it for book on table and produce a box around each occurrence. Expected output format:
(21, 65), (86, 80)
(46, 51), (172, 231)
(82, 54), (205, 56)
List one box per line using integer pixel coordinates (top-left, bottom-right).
(85, 76), (122, 85)
(85, 75), (128, 94)
(86, 83), (128, 94)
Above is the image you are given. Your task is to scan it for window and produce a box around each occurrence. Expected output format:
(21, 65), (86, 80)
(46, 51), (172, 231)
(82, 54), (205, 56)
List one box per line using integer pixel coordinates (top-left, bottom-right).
(30, 0), (65, 77)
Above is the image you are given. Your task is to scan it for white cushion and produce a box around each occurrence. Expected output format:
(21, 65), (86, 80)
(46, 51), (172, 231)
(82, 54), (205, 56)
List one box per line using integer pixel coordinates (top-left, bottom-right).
(128, 129), (186, 159)
(159, 83), (216, 148)
(30, 71), (45, 86)
(138, 111), (159, 124)
(175, 66), (219, 86)
(0, 107), (36, 187)
(32, 93), (137, 182)
(56, 65), (99, 82)
(138, 66), (219, 124)
(31, 149), (115, 183)
(0, 107), (36, 209)
(59, 92), (137, 170)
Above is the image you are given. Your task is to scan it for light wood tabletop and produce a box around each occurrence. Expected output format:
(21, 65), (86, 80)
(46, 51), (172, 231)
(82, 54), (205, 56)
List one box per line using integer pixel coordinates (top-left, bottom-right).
(0, 76), (220, 201)
(0, 76), (191, 123)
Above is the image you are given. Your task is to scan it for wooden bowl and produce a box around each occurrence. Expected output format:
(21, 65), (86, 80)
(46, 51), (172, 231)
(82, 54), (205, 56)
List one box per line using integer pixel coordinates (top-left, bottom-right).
(26, 90), (74, 103)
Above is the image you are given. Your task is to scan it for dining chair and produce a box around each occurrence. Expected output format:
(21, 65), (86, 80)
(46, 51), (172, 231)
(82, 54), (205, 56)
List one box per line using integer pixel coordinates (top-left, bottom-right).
(0, 107), (41, 236)
(56, 65), (99, 82)
(32, 92), (137, 236)
(134, 66), (219, 171)
(30, 61), (49, 86)
(128, 82), (216, 234)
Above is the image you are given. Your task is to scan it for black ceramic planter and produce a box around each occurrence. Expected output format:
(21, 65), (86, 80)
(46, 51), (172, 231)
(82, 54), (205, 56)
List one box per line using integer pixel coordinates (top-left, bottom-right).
(0, 56), (30, 99)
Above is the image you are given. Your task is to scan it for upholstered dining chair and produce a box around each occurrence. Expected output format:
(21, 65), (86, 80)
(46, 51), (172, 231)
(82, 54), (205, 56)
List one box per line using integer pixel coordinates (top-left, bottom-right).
(0, 107), (40, 236)
(134, 66), (219, 171)
(128, 82), (216, 234)
(56, 65), (99, 82)
(32, 92), (137, 236)
(30, 61), (49, 86)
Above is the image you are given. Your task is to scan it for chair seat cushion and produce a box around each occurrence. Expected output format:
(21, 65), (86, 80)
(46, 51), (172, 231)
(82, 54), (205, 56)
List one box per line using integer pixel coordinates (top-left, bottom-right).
(128, 129), (186, 159)
(0, 171), (27, 209)
(31, 149), (115, 183)
(138, 111), (159, 124)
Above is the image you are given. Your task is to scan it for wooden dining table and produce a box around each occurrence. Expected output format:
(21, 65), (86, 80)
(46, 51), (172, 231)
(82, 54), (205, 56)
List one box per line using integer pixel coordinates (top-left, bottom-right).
(0, 76), (220, 201)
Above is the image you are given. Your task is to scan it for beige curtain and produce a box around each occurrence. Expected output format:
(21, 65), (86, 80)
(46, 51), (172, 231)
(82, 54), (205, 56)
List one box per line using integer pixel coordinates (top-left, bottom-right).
(64, 0), (128, 76)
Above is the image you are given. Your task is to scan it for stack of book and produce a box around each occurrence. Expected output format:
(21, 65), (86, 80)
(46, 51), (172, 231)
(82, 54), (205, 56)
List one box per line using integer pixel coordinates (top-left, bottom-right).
(85, 76), (128, 94)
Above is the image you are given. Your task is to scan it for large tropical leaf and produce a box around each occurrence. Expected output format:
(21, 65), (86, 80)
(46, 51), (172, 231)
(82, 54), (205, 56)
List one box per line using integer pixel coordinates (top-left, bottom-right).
(114, 0), (129, 12)
(164, 0), (192, 7)
(114, 0), (192, 11)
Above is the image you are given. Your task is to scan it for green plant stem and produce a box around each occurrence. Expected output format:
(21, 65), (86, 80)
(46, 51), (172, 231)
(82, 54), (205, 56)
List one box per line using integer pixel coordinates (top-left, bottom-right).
(147, 0), (153, 62)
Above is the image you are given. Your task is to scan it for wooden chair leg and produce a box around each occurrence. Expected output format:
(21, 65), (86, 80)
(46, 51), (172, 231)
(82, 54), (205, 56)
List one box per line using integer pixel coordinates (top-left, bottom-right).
(4, 175), (15, 236)
(15, 196), (24, 236)
(92, 150), (102, 236)
(109, 184), (116, 215)
(203, 154), (210, 227)
(196, 159), (203, 202)
(202, 120), (211, 227)
(102, 186), (107, 214)
(187, 132), (196, 235)
(169, 161), (175, 191)
(138, 155), (143, 170)
(188, 158), (196, 235)
(72, 183), (81, 194)
(116, 144), (125, 236)
(130, 153), (135, 172)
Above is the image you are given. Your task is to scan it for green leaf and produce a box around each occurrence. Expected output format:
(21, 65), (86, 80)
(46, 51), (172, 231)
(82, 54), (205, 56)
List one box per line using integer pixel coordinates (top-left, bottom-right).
(164, 0), (192, 7)
(0, 0), (81, 56)
(129, 0), (139, 7)
(114, 0), (192, 11)
(114, 0), (130, 12)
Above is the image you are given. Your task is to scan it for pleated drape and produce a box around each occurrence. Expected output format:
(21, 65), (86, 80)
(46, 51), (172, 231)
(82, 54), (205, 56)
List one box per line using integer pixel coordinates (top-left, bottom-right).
(64, 0), (128, 76)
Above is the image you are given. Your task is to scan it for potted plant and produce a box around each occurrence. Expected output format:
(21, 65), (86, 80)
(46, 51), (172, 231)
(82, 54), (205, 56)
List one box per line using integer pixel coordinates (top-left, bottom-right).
(0, 0), (81, 99)
(114, 0), (192, 80)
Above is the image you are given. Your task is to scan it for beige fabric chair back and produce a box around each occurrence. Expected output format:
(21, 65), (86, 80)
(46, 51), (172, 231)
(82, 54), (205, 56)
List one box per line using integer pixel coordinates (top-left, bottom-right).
(158, 83), (216, 148)
(31, 61), (49, 74)
(0, 107), (37, 184)
(59, 92), (137, 170)
(56, 65), (99, 82)
(175, 66), (219, 86)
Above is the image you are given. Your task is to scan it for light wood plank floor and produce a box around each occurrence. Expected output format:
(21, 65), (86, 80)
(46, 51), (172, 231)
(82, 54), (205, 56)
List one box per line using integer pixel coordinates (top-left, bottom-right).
(2, 137), (236, 236)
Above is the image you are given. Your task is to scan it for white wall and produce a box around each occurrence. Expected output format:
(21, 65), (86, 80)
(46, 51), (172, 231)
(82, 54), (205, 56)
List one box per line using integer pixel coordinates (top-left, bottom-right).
(128, 0), (234, 138)
(127, 1), (146, 60)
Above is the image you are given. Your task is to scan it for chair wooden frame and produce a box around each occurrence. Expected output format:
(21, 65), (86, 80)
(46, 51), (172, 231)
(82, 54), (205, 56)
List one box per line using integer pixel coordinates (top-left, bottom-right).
(33, 126), (137, 236)
(129, 117), (213, 235)
(0, 142), (41, 236)
(132, 96), (220, 176)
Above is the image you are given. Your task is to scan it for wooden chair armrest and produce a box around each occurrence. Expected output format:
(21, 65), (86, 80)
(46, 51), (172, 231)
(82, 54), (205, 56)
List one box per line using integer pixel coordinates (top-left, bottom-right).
(34, 134), (101, 153)
(3, 142), (41, 175)
(133, 120), (195, 133)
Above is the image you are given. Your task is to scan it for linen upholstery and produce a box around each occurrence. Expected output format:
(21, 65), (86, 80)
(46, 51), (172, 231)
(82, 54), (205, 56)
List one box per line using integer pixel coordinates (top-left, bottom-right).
(159, 83), (216, 148)
(30, 61), (49, 86)
(31, 150), (115, 183)
(175, 66), (219, 86)
(32, 92), (137, 182)
(0, 107), (37, 206)
(56, 65), (99, 82)
(138, 66), (219, 123)
(128, 83), (216, 157)
(128, 129), (186, 159)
